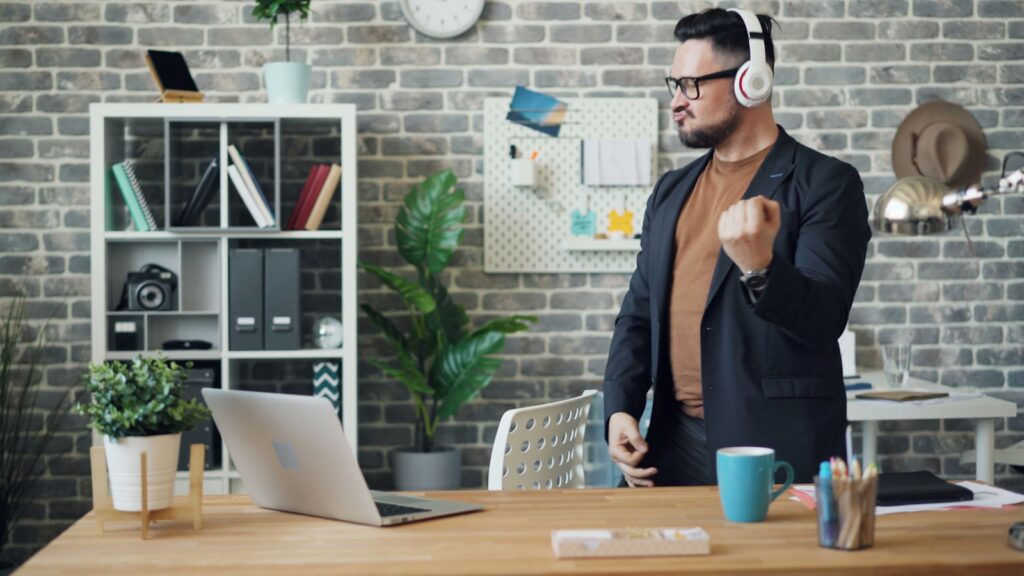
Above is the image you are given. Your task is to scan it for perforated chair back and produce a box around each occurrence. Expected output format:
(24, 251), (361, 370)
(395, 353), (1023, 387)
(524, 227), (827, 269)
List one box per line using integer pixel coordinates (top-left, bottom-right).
(487, 390), (597, 491)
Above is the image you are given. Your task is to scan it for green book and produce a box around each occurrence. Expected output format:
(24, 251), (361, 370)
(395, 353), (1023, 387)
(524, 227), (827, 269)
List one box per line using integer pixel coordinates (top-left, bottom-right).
(110, 163), (149, 232)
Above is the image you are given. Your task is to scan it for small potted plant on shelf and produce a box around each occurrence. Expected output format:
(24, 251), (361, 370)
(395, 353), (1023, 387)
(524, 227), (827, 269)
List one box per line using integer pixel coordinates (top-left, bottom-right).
(0, 298), (70, 571)
(74, 354), (210, 512)
(360, 169), (537, 491)
(252, 0), (312, 104)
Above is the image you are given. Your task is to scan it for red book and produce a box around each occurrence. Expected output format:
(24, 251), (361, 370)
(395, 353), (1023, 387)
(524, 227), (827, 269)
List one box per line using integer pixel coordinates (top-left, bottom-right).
(287, 164), (327, 230)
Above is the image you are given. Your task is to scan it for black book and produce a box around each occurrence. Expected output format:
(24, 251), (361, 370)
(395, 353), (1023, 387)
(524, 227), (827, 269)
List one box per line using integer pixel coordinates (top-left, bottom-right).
(876, 471), (974, 506)
(175, 156), (219, 226)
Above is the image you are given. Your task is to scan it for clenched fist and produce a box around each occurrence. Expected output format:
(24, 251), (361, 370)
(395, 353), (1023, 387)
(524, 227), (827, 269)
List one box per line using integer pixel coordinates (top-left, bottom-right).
(718, 196), (780, 273)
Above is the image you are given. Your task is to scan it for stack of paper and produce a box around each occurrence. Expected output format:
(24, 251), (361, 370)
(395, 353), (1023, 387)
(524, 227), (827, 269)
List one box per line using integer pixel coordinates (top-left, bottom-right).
(790, 481), (1024, 516)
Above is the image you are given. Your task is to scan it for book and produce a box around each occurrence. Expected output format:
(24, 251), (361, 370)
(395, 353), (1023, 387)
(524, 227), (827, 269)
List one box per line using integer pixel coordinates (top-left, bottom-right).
(291, 164), (331, 230)
(286, 164), (322, 230)
(551, 527), (710, 558)
(304, 163), (342, 231)
(110, 162), (153, 232)
(121, 161), (158, 231)
(227, 163), (271, 228)
(144, 49), (203, 103)
(855, 391), (949, 402)
(175, 156), (219, 227)
(227, 144), (274, 226)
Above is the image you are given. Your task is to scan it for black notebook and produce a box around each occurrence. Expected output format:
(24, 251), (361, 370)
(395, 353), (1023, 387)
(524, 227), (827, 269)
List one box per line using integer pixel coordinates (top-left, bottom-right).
(876, 471), (974, 506)
(175, 156), (219, 226)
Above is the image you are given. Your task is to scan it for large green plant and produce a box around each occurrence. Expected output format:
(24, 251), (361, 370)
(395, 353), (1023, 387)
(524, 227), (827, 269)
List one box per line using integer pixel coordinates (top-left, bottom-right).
(251, 0), (311, 63)
(0, 298), (70, 564)
(74, 355), (210, 439)
(361, 169), (536, 453)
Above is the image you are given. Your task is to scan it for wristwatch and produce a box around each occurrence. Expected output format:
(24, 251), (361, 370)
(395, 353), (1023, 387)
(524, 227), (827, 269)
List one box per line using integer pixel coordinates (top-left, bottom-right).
(739, 267), (770, 303)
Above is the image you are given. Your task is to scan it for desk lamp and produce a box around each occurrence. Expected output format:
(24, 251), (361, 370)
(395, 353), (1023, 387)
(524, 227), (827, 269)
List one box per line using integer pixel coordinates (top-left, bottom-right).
(873, 151), (1024, 236)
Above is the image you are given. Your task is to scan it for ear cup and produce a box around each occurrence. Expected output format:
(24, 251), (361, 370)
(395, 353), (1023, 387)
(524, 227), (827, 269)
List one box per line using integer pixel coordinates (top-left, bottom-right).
(733, 60), (774, 107)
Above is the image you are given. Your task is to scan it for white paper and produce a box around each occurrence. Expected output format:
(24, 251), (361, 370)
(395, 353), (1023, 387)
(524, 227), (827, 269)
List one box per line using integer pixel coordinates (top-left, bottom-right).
(791, 481), (1024, 516)
(582, 139), (652, 186)
(838, 328), (856, 377)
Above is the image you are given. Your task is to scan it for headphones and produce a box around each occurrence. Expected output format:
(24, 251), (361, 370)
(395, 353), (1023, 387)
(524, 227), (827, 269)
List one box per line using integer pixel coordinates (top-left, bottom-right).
(727, 8), (774, 108)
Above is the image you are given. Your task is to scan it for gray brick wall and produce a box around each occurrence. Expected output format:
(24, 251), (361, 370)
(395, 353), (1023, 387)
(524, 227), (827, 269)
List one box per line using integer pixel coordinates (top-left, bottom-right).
(1, 0), (1023, 563)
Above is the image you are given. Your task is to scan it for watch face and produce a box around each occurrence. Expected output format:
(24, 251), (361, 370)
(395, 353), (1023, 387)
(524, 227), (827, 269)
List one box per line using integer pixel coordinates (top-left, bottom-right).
(399, 0), (485, 39)
(743, 273), (768, 290)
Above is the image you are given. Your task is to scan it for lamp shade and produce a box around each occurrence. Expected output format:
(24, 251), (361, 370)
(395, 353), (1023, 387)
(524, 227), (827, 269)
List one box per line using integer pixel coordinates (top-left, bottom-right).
(873, 176), (961, 236)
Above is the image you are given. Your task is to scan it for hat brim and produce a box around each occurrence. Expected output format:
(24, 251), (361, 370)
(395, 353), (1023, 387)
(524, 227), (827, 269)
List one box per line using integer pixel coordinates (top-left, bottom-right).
(892, 100), (987, 188)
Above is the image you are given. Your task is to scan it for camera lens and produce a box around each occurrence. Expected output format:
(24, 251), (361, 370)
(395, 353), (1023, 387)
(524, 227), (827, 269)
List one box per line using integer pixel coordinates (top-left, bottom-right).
(136, 281), (166, 310)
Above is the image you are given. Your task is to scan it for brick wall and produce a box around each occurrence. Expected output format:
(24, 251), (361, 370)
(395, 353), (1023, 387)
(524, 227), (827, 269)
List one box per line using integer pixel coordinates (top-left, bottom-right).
(1, 0), (1023, 563)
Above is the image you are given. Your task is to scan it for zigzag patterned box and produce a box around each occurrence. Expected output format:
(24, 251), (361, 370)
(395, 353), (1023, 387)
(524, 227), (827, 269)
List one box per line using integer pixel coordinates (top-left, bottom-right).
(552, 527), (710, 558)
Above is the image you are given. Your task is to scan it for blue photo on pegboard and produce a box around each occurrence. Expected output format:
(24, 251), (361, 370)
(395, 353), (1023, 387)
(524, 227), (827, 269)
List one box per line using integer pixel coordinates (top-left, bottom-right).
(313, 362), (340, 413)
(570, 209), (597, 236)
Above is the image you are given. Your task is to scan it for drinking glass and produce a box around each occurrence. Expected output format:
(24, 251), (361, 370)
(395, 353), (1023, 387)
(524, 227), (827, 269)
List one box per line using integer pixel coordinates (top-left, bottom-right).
(881, 343), (912, 388)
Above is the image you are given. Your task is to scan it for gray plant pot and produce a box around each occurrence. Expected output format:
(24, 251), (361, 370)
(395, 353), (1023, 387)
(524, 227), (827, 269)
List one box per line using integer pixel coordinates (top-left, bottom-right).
(391, 446), (461, 491)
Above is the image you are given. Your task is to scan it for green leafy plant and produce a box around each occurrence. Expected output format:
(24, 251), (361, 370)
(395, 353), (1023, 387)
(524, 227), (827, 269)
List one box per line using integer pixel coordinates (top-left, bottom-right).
(360, 169), (536, 453)
(1, 297), (70, 565)
(74, 355), (210, 439)
(251, 0), (312, 63)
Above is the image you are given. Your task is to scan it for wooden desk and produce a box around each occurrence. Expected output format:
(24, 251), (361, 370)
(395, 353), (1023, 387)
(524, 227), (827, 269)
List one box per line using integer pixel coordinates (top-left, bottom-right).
(18, 488), (1024, 575)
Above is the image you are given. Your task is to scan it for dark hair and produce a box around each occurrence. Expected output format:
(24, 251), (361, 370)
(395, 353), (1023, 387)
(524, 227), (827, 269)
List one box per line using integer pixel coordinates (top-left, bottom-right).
(673, 8), (777, 70)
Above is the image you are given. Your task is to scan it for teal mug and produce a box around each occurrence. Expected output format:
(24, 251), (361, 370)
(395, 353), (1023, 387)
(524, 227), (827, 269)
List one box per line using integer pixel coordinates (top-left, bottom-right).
(716, 447), (795, 523)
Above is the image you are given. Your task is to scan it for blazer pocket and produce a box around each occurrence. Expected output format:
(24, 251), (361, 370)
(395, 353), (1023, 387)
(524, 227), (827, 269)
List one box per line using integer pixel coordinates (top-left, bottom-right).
(762, 378), (843, 399)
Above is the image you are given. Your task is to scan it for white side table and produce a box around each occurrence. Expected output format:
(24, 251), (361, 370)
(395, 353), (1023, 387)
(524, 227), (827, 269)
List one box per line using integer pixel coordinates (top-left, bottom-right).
(846, 371), (1016, 484)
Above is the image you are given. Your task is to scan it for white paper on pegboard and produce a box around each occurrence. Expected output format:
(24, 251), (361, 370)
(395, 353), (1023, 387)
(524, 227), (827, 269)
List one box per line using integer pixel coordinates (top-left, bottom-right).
(484, 97), (659, 273)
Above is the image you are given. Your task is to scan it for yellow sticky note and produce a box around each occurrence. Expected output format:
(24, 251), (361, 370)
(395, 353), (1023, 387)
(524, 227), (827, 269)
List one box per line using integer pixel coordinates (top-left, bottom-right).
(608, 209), (634, 237)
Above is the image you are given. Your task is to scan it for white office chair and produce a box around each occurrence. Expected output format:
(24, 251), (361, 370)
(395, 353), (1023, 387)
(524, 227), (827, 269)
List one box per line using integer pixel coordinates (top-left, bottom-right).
(487, 390), (597, 491)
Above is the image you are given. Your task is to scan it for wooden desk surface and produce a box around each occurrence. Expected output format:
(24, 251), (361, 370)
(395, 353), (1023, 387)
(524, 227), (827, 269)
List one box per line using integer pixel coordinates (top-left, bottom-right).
(18, 487), (1024, 575)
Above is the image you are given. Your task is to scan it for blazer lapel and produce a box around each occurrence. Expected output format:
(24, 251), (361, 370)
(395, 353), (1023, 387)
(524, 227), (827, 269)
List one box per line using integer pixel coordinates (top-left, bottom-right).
(652, 152), (712, 321)
(703, 129), (798, 312)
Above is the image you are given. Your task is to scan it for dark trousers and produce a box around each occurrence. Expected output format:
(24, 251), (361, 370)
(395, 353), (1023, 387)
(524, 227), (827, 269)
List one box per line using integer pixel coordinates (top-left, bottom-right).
(635, 408), (713, 487)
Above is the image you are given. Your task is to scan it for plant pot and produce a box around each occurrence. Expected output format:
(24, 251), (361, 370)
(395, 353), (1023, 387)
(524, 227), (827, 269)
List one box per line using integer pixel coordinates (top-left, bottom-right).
(391, 446), (461, 491)
(263, 62), (311, 104)
(103, 433), (181, 512)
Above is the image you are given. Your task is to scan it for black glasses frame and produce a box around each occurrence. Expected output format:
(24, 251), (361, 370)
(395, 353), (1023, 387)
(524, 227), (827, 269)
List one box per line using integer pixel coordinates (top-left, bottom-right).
(665, 67), (741, 100)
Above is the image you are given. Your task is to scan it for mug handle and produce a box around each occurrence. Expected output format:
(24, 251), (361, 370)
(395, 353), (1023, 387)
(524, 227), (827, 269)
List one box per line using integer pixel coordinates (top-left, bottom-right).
(769, 461), (795, 503)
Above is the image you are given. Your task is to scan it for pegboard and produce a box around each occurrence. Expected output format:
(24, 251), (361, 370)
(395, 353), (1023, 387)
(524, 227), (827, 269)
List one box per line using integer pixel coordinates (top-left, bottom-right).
(484, 97), (659, 273)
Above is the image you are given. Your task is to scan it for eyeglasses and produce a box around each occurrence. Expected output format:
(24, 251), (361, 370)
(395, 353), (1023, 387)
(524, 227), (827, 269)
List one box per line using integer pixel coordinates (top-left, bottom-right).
(665, 67), (740, 100)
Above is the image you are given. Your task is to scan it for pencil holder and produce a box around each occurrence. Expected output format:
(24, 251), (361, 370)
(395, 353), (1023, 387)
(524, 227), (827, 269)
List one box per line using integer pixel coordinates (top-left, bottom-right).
(511, 158), (537, 187)
(816, 475), (878, 551)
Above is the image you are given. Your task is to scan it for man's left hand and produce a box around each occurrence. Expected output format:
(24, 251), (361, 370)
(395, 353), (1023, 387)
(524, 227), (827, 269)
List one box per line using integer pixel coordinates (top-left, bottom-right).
(718, 196), (780, 272)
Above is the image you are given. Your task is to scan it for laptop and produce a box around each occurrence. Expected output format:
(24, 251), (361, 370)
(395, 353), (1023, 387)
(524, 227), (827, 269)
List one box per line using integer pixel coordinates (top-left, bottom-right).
(202, 388), (482, 526)
(876, 470), (974, 506)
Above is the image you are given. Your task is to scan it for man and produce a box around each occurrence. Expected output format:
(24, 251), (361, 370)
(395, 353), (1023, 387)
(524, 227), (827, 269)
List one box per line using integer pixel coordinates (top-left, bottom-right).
(603, 8), (871, 487)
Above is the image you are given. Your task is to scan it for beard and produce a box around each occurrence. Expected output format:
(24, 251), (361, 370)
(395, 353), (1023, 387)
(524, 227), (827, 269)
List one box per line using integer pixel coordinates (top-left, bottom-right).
(677, 105), (741, 149)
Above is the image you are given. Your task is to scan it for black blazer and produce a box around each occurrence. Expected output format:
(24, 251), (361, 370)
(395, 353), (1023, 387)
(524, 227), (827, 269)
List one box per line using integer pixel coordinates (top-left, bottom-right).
(603, 127), (872, 483)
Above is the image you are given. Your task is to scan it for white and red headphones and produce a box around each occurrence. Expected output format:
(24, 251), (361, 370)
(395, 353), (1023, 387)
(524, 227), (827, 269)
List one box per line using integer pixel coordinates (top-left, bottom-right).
(727, 8), (774, 108)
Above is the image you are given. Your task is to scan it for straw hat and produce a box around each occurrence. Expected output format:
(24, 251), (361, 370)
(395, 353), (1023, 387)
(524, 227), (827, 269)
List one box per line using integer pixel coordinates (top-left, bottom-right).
(891, 100), (987, 189)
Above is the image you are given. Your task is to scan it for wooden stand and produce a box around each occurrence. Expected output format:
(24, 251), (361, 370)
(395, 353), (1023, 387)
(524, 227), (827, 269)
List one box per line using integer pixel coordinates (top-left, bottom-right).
(158, 89), (204, 103)
(90, 444), (204, 539)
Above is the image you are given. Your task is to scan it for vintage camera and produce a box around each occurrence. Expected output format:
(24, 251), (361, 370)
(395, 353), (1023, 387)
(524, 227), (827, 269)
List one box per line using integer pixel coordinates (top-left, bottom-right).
(118, 263), (178, 311)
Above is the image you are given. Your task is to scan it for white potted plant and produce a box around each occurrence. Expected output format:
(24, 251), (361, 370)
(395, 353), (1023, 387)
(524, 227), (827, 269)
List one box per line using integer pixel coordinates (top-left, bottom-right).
(252, 0), (312, 104)
(74, 355), (210, 512)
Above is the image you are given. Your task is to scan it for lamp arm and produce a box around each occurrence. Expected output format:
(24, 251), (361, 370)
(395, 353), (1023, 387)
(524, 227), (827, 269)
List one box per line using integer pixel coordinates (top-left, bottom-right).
(941, 184), (989, 216)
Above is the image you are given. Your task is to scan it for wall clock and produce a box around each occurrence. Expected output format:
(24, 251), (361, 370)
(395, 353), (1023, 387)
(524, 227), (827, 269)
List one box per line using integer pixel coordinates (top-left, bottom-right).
(399, 0), (486, 39)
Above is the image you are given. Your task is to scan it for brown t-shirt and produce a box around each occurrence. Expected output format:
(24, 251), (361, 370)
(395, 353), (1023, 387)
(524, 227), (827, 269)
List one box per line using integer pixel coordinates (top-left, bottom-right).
(669, 144), (773, 419)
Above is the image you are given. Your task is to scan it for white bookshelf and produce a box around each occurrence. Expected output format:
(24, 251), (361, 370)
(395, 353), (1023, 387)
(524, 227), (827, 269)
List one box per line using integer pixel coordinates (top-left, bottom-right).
(89, 104), (359, 495)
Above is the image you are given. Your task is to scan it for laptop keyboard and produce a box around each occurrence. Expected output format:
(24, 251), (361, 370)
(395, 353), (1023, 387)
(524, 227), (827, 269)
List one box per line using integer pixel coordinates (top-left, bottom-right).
(375, 501), (430, 517)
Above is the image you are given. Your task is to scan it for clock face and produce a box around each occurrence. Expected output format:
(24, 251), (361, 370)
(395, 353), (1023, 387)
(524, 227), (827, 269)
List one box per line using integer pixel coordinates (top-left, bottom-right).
(399, 0), (486, 39)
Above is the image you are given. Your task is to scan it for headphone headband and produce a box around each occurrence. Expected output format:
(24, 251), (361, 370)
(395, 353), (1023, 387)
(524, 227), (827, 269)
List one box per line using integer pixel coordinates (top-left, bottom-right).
(727, 8), (768, 68)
